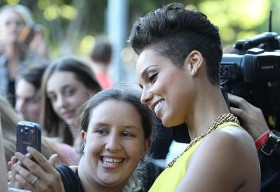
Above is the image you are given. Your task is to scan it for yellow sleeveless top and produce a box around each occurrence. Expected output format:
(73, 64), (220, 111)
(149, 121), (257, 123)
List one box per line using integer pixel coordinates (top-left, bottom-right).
(149, 122), (240, 192)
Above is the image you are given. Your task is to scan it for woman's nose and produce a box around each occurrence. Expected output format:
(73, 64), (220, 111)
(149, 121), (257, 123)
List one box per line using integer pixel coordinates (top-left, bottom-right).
(105, 135), (122, 152)
(140, 88), (152, 105)
(56, 95), (67, 108)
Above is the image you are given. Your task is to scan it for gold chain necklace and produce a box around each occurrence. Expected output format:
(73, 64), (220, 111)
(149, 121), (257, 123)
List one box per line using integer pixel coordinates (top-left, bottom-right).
(168, 113), (240, 168)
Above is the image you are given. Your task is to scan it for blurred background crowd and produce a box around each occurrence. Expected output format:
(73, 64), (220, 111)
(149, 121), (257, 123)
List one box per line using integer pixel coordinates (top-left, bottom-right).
(0, 0), (279, 85)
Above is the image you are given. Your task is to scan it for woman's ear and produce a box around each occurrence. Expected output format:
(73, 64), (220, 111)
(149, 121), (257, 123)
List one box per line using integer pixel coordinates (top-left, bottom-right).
(143, 137), (152, 156)
(80, 130), (87, 144)
(185, 50), (203, 76)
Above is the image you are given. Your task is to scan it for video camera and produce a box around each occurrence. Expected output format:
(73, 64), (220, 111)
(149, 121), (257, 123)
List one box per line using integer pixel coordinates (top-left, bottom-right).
(220, 31), (280, 129)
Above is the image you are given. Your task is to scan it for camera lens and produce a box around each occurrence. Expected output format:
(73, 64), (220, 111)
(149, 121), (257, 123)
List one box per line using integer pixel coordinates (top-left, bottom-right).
(24, 127), (29, 134)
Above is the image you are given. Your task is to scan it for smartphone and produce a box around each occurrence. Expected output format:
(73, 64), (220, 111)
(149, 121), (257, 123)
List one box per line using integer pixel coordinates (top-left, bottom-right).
(16, 121), (41, 155)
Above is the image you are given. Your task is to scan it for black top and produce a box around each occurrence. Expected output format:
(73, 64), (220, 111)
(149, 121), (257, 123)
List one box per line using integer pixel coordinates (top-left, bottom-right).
(259, 143), (280, 192)
(55, 164), (85, 192)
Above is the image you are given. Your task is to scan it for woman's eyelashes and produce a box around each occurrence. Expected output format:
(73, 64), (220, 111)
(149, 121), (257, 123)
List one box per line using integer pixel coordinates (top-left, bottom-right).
(95, 128), (109, 136)
(148, 72), (158, 83)
(122, 131), (135, 138)
(94, 127), (136, 138)
(47, 87), (75, 102)
(63, 87), (75, 96)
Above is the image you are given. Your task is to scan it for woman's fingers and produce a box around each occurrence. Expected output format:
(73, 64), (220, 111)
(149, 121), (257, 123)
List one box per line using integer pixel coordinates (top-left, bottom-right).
(12, 147), (64, 191)
(26, 147), (58, 172)
(12, 162), (40, 191)
(228, 93), (251, 111)
(14, 172), (37, 191)
(14, 163), (37, 184)
(228, 93), (270, 140)
(14, 151), (46, 181)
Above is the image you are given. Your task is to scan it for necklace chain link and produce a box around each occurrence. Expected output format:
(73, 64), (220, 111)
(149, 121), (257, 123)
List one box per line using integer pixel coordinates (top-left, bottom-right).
(168, 113), (240, 168)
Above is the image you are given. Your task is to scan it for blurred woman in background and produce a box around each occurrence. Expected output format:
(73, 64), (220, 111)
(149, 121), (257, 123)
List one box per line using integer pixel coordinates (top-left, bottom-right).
(40, 56), (102, 147)
(15, 64), (48, 123)
(0, 4), (48, 106)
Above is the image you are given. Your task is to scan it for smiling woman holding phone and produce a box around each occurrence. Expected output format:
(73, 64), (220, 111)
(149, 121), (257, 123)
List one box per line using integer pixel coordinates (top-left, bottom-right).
(8, 84), (155, 192)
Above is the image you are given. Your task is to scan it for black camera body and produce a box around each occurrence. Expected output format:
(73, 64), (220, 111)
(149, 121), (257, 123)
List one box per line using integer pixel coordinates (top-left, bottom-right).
(220, 32), (280, 129)
(221, 51), (280, 83)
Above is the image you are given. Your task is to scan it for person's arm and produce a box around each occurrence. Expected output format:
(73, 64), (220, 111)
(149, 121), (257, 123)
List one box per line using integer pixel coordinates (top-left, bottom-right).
(0, 120), (8, 191)
(227, 93), (270, 141)
(9, 147), (64, 192)
(228, 93), (280, 190)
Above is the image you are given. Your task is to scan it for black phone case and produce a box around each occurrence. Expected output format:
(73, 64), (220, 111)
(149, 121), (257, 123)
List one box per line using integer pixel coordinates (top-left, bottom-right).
(16, 121), (41, 154)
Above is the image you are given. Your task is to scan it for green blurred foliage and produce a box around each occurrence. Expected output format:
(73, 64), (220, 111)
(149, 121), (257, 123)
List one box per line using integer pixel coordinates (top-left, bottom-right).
(0, 0), (279, 57)
(198, 0), (272, 50)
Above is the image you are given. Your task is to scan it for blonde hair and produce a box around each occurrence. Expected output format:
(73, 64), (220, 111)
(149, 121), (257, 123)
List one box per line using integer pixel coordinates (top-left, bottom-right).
(0, 4), (34, 26)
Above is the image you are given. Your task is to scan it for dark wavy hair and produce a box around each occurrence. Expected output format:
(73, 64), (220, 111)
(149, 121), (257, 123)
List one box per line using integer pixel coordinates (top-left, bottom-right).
(17, 64), (48, 91)
(129, 3), (222, 85)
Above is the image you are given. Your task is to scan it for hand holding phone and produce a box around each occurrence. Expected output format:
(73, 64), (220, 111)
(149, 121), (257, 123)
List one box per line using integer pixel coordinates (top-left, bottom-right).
(16, 121), (41, 155)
